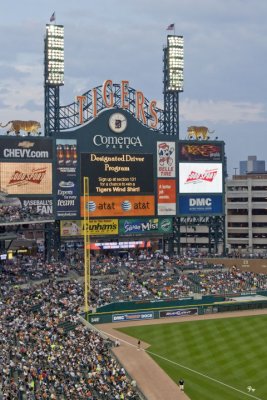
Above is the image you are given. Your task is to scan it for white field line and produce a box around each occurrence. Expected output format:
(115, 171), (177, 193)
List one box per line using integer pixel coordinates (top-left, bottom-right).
(97, 327), (263, 400)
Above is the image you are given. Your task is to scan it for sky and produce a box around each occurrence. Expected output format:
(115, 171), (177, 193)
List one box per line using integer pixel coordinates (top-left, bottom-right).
(0, 0), (266, 177)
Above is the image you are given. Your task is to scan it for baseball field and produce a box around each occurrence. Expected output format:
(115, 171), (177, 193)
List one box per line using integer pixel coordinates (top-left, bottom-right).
(118, 314), (267, 400)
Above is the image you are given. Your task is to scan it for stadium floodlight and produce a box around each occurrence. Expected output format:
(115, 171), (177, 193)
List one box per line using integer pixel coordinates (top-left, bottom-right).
(166, 35), (184, 92)
(44, 24), (64, 86)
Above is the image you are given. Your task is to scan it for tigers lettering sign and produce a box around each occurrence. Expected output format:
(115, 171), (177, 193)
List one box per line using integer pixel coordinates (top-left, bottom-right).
(0, 163), (52, 195)
(60, 219), (118, 236)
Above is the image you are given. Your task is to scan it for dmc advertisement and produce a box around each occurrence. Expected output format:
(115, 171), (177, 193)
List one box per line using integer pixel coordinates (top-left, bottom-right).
(179, 143), (222, 162)
(179, 163), (223, 194)
(21, 197), (53, 216)
(157, 179), (176, 215)
(119, 218), (173, 235)
(60, 219), (118, 236)
(179, 195), (223, 215)
(160, 308), (198, 318)
(157, 141), (176, 178)
(112, 311), (154, 322)
(56, 139), (79, 218)
(81, 153), (154, 195)
(81, 195), (155, 218)
(0, 162), (52, 195)
(0, 137), (53, 160)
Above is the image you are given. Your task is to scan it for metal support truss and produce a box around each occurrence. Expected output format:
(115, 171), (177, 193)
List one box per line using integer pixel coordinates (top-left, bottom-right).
(163, 47), (180, 137)
(172, 216), (225, 256)
(44, 221), (61, 262)
(208, 216), (225, 255)
(56, 84), (165, 133)
(44, 85), (60, 136)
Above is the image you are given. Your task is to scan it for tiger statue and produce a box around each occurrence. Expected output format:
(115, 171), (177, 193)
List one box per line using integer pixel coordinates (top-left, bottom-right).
(187, 126), (215, 140)
(0, 120), (41, 135)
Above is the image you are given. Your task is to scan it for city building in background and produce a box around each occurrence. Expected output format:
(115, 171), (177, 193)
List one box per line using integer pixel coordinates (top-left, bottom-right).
(225, 172), (267, 256)
(239, 155), (265, 175)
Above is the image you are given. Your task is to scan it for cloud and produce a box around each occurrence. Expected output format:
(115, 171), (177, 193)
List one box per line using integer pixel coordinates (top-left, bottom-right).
(180, 98), (267, 123)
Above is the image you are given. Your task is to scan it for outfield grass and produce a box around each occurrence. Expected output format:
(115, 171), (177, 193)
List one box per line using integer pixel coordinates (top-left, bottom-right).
(118, 315), (267, 400)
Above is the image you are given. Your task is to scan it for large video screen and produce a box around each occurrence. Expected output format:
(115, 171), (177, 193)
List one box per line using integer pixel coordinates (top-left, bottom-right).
(81, 153), (154, 194)
(179, 143), (222, 162)
(179, 163), (223, 194)
(0, 162), (52, 195)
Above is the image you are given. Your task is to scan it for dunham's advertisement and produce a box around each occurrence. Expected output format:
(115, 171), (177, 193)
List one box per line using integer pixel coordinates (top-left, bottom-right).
(0, 162), (52, 195)
(60, 219), (118, 237)
(56, 139), (79, 218)
(157, 142), (176, 178)
(179, 163), (223, 194)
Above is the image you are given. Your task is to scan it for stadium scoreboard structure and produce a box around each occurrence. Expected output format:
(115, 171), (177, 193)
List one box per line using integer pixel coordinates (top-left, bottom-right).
(0, 93), (225, 239)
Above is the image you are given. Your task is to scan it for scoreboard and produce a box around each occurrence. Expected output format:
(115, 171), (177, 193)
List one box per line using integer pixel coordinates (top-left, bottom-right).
(0, 108), (225, 226)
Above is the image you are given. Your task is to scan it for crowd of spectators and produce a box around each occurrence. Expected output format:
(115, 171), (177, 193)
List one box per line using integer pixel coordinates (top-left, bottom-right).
(2, 252), (267, 307)
(0, 256), (70, 285)
(0, 279), (141, 399)
(188, 268), (267, 295)
(1, 248), (267, 399)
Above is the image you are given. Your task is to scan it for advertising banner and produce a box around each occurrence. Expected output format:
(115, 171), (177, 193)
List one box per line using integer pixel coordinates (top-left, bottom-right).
(157, 141), (176, 177)
(60, 219), (118, 237)
(0, 162), (52, 194)
(21, 197), (53, 216)
(160, 308), (198, 318)
(119, 218), (173, 235)
(112, 311), (154, 322)
(157, 179), (176, 215)
(179, 194), (223, 215)
(55, 139), (79, 218)
(179, 163), (223, 194)
(179, 143), (222, 162)
(0, 137), (53, 160)
(81, 195), (155, 217)
(81, 153), (154, 195)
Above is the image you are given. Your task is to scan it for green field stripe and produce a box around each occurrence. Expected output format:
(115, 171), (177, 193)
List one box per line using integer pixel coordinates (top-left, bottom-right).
(145, 349), (264, 400)
(119, 315), (267, 399)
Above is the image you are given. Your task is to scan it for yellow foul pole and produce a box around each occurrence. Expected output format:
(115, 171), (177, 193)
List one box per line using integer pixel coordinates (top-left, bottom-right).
(83, 177), (90, 314)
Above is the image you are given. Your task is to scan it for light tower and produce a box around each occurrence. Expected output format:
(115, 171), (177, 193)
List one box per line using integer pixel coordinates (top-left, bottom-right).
(163, 35), (184, 136)
(44, 24), (64, 136)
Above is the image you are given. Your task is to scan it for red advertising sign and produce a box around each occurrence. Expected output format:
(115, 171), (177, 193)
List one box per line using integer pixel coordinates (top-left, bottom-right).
(0, 163), (52, 195)
(157, 179), (176, 215)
